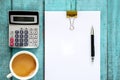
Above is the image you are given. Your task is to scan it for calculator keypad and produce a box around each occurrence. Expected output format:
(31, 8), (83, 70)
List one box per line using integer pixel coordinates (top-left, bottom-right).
(10, 37), (14, 46)
(9, 27), (38, 48)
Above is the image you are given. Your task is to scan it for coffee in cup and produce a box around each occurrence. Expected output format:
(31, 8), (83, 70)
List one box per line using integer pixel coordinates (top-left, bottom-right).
(7, 51), (39, 80)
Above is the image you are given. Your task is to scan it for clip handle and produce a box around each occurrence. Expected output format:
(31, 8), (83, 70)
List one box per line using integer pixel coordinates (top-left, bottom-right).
(7, 73), (13, 78)
(69, 18), (75, 30)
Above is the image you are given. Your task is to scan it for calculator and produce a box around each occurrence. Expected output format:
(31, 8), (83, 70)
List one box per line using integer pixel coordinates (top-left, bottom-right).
(9, 11), (39, 48)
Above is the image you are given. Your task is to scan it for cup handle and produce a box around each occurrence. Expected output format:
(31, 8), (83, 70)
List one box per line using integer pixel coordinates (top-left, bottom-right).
(7, 73), (13, 78)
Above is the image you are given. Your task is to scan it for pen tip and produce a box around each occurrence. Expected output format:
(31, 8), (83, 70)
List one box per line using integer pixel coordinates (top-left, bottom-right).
(91, 57), (94, 62)
(91, 26), (94, 35)
(91, 26), (93, 29)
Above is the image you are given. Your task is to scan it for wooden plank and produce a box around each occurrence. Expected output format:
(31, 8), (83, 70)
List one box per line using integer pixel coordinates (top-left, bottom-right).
(0, 0), (11, 79)
(107, 0), (120, 80)
(45, 0), (108, 80)
(12, 0), (44, 80)
(45, 0), (67, 11)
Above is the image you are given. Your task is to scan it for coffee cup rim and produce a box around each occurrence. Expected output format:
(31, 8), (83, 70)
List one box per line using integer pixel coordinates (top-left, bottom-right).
(9, 51), (39, 79)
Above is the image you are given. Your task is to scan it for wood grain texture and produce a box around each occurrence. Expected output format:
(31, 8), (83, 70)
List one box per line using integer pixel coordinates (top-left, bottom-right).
(12, 0), (44, 80)
(107, 0), (120, 80)
(0, 0), (109, 80)
(0, 0), (11, 79)
(45, 0), (67, 11)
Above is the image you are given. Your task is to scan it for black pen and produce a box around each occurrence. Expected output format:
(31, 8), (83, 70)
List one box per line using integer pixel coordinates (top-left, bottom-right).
(91, 26), (95, 62)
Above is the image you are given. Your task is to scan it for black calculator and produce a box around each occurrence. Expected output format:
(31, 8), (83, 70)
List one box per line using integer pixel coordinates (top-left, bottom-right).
(9, 11), (39, 48)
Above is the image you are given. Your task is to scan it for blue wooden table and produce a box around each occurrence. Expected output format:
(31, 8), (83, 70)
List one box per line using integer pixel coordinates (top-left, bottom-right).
(0, 0), (119, 80)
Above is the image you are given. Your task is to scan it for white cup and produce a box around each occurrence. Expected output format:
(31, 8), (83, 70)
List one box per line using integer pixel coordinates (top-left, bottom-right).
(7, 51), (39, 80)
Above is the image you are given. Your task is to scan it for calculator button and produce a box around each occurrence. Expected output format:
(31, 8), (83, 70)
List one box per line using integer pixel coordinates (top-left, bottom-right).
(10, 38), (14, 42)
(15, 30), (19, 34)
(29, 42), (33, 46)
(34, 35), (38, 38)
(30, 28), (33, 31)
(24, 39), (28, 42)
(20, 39), (23, 42)
(10, 43), (14, 46)
(29, 31), (33, 35)
(29, 35), (33, 38)
(29, 39), (33, 42)
(29, 40), (32, 42)
(34, 31), (38, 34)
(33, 39), (37, 43)
(20, 30), (23, 34)
(24, 30), (28, 34)
(15, 43), (19, 46)
(20, 35), (23, 38)
(15, 39), (19, 42)
(20, 43), (23, 46)
(10, 31), (13, 34)
(24, 35), (28, 38)
(10, 31), (14, 36)
(15, 35), (19, 38)
(34, 43), (38, 47)
(24, 43), (28, 46)
(29, 39), (33, 45)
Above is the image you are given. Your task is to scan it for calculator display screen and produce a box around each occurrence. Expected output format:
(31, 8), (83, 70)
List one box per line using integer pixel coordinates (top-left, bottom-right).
(13, 17), (34, 22)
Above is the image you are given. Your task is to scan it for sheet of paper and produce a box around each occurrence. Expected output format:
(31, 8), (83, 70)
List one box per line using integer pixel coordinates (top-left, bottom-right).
(45, 11), (100, 80)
